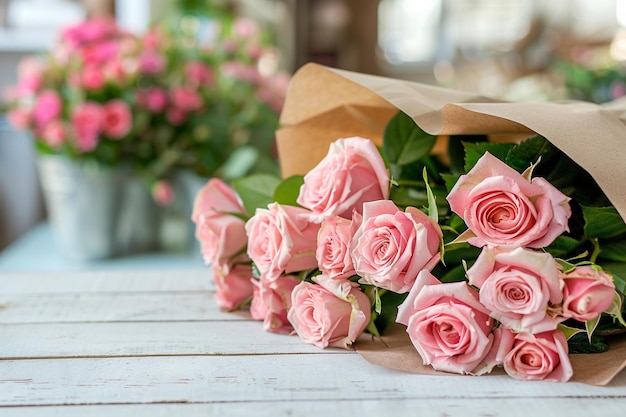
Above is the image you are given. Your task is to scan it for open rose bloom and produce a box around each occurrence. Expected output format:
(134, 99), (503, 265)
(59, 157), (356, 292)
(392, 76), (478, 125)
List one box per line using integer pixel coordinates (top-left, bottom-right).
(193, 98), (625, 383)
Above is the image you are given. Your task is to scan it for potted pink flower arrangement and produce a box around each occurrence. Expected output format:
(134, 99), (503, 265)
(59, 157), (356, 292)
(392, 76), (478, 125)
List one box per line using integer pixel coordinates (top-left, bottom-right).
(3, 15), (289, 259)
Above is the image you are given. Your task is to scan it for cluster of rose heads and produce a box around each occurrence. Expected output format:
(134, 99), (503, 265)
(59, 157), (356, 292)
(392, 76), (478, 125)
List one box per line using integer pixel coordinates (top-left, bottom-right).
(5, 16), (289, 186)
(397, 152), (615, 382)
(192, 138), (618, 382)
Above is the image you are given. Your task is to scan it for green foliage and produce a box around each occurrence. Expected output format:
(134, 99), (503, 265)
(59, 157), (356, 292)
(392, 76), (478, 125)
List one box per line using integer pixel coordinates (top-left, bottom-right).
(582, 206), (626, 239)
(274, 175), (305, 206)
(232, 174), (281, 216)
(463, 142), (515, 172)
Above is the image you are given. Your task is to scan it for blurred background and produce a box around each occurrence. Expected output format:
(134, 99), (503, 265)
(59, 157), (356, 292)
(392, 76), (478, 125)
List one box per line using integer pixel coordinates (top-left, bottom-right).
(2, 0), (626, 254)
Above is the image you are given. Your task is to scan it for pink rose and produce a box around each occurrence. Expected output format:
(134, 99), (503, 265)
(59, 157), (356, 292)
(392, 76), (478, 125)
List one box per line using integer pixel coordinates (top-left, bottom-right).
(151, 180), (175, 206)
(501, 329), (573, 382)
(185, 60), (214, 86)
(211, 262), (254, 311)
(192, 179), (248, 266)
(316, 216), (355, 280)
(82, 41), (120, 65)
(139, 50), (166, 75)
(297, 137), (390, 223)
(192, 178), (247, 222)
(396, 270), (495, 374)
(33, 90), (62, 128)
(447, 152), (571, 248)
(467, 246), (563, 333)
(41, 120), (67, 148)
(288, 275), (371, 349)
(170, 86), (203, 112)
(561, 265), (615, 322)
(232, 17), (260, 40)
(71, 101), (103, 152)
(250, 275), (300, 334)
(138, 88), (169, 113)
(81, 65), (106, 91)
(246, 203), (320, 281)
(351, 200), (442, 293)
(102, 99), (132, 139)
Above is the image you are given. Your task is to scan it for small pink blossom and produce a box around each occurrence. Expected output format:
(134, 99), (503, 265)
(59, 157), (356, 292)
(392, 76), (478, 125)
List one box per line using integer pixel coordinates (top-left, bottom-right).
(33, 90), (62, 128)
(102, 100), (132, 139)
(139, 50), (166, 75)
(40, 120), (67, 148)
(170, 86), (203, 112)
(81, 65), (106, 91)
(151, 180), (175, 206)
(185, 60), (214, 86)
(7, 108), (31, 130)
(71, 101), (103, 152)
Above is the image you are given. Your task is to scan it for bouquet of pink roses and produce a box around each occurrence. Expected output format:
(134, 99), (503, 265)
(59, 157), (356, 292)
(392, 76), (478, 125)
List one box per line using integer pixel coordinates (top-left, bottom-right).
(192, 107), (626, 382)
(3, 15), (288, 187)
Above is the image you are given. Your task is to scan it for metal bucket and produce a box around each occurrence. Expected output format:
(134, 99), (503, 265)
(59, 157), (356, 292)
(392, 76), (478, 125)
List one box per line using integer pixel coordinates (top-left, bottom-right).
(37, 156), (125, 260)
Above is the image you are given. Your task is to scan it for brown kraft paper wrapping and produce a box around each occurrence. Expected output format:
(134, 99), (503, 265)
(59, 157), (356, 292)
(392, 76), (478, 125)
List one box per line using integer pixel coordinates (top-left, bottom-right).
(276, 63), (626, 385)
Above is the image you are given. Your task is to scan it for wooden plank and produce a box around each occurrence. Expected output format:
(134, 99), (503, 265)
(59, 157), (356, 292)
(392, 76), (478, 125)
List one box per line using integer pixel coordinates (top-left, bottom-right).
(0, 269), (213, 294)
(3, 398), (626, 417)
(0, 292), (243, 324)
(0, 321), (341, 358)
(1, 355), (625, 407)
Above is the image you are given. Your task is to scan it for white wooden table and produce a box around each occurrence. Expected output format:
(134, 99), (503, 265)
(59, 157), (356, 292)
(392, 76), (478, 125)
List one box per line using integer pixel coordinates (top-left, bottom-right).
(1, 268), (626, 416)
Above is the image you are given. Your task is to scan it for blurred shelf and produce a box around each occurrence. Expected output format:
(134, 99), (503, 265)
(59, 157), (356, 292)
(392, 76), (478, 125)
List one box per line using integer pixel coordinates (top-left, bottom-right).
(0, 222), (206, 272)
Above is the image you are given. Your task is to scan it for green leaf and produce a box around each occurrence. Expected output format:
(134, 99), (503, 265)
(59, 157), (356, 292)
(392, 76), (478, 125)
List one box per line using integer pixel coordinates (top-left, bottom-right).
(558, 323), (585, 340)
(585, 315), (601, 342)
(604, 292), (626, 328)
(567, 331), (609, 354)
(374, 287), (382, 315)
(273, 175), (304, 206)
(447, 135), (488, 174)
(599, 262), (626, 295)
(505, 135), (553, 173)
(544, 235), (585, 258)
(383, 111), (437, 167)
(441, 173), (461, 193)
(232, 174), (281, 216)
(423, 168), (438, 222)
(463, 142), (516, 172)
(582, 206), (626, 239)
(597, 239), (626, 262)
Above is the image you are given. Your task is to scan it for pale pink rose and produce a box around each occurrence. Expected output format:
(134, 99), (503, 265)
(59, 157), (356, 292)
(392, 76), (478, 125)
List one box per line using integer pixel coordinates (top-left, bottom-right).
(316, 216), (355, 280)
(211, 262), (254, 311)
(33, 90), (62, 128)
(561, 266), (615, 322)
(102, 99), (132, 139)
(71, 102), (103, 152)
(288, 275), (371, 349)
(138, 88), (169, 113)
(192, 178), (247, 223)
(467, 246), (563, 333)
(192, 179), (248, 265)
(40, 120), (67, 148)
(297, 137), (390, 223)
(151, 180), (175, 207)
(250, 275), (300, 334)
(185, 60), (214, 86)
(7, 108), (31, 130)
(81, 65), (106, 90)
(447, 152), (571, 248)
(396, 270), (495, 375)
(170, 86), (203, 112)
(246, 203), (320, 281)
(139, 50), (166, 75)
(351, 200), (442, 293)
(220, 61), (259, 83)
(501, 329), (573, 382)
